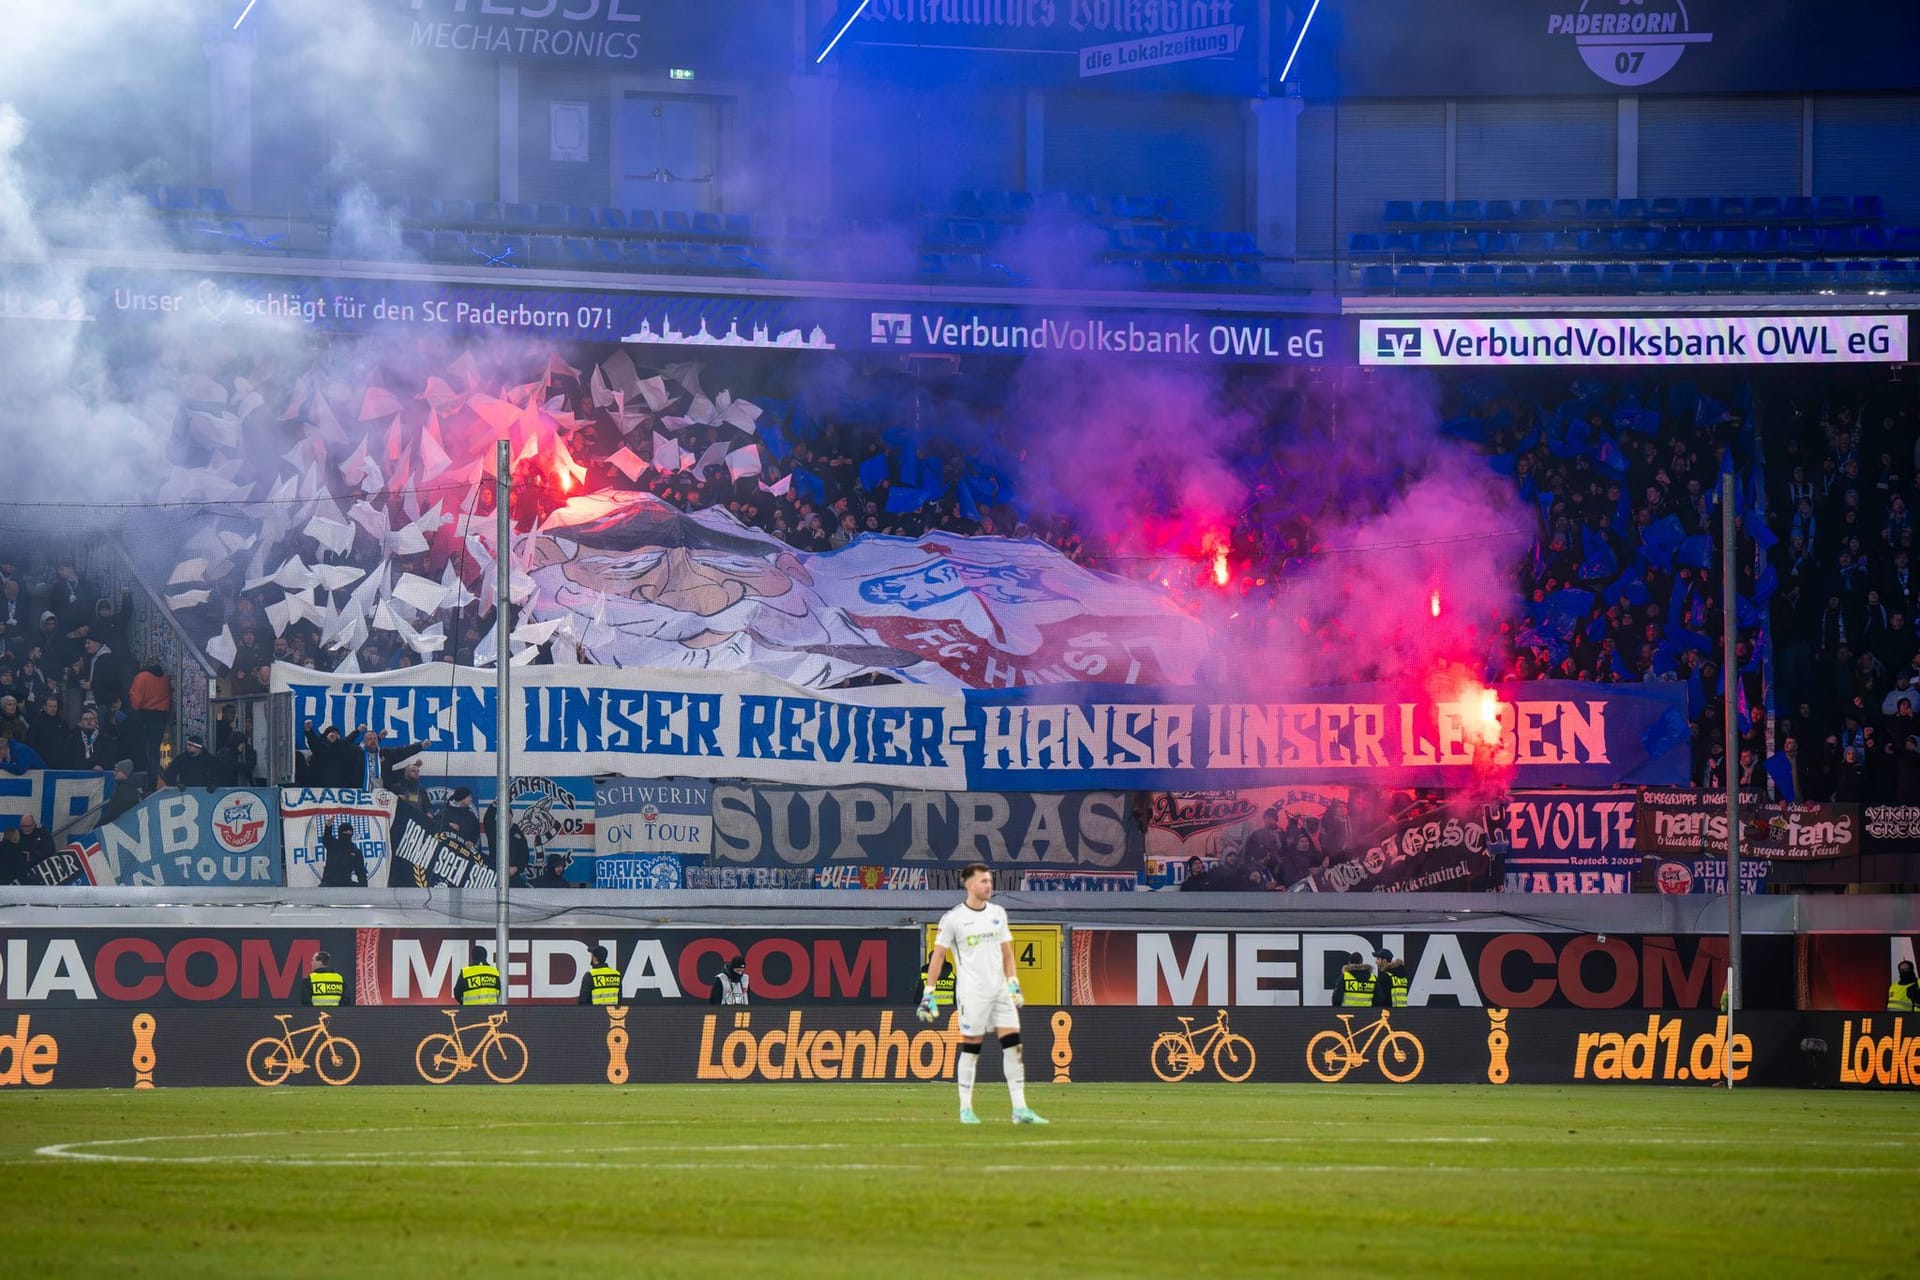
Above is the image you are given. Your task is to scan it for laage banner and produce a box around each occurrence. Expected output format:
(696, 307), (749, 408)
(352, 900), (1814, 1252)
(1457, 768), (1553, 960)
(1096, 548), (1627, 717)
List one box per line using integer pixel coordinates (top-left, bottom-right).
(274, 664), (1691, 792)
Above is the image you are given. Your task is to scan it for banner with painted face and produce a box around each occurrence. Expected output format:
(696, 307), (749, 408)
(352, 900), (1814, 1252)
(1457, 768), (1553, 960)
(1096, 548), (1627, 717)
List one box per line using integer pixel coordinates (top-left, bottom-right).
(274, 664), (1692, 792)
(67, 788), (281, 888)
(709, 784), (1140, 872)
(1501, 789), (1641, 894)
(426, 776), (597, 887)
(1288, 795), (1498, 893)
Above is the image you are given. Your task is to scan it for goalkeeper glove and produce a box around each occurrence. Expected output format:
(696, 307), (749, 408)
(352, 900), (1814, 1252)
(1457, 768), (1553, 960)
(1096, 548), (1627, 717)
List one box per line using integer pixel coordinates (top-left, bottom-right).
(1006, 976), (1024, 1008)
(916, 987), (940, 1023)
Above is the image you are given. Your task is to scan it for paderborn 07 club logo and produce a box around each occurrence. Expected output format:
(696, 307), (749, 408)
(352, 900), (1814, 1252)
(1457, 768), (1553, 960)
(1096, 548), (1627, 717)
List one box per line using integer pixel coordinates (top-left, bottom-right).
(1549, 0), (1713, 89)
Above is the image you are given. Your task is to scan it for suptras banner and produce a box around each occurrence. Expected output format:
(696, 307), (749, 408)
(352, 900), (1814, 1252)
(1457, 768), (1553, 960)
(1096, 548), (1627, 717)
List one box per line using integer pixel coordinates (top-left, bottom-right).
(274, 664), (1691, 792)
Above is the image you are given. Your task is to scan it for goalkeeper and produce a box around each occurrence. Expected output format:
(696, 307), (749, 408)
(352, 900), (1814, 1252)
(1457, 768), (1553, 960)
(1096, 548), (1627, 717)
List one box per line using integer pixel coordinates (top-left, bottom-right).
(919, 863), (1046, 1126)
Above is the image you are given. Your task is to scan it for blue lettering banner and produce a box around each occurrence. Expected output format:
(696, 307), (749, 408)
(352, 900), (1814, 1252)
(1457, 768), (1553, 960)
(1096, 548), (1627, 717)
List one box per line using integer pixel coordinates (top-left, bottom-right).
(276, 664), (1691, 791)
(71, 787), (282, 888)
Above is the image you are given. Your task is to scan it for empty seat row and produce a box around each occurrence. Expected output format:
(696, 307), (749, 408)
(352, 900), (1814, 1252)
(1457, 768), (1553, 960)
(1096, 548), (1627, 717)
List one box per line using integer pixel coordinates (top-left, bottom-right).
(949, 189), (1180, 223)
(129, 185), (234, 214)
(1351, 225), (1920, 261)
(397, 229), (768, 275)
(1384, 195), (1883, 231)
(392, 198), (754, 240)
(1357, 259), (1914, 296)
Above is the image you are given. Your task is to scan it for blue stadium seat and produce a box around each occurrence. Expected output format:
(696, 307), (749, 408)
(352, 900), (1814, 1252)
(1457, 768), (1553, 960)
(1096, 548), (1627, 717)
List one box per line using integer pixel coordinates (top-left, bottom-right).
(717, 243), (766, 275)
(1414, 231), (1452, 258)
(561, 237), (599, 267)
(1710, 228), (1753, 255)
(401, 196), (437, 223)
(1816, 195), (1853, 222)
(1429, 264), (1465, 293)
(1416, 199), (1449, 225)
(1715, 197), (1747, 222)
(1137, 258), (1173, 286)
(1461, 263), (1497, 294)
(1854, 195), (1885, 222)
(1484, 199), (1517, 225)
(501, 203), (535, 229)
(1222, 232), (1258, 256)
(1230, 261), (1261, 283)
(1771, 260), (1805, 289)
(1584, 198), (1616, 225)
(1785, 227), (1820, 255)
(468, 201), (502, 226)
(1360, 264), (1395, 293)
(917, 251), (947, 279)
(1006, 192), (1035, 218)
(1614, 228), (1657, 257)
(949, 190), (984, 218)
(723, 213), (752, 238)
(399, 228), (430, 258)
(1856, 227), (1889, 254)
(1573, 230), (1609, 257)
(1395, 264), (1431, 294)
(976, 190), (1010, 218)
(1804, 260), (1841, 290)
(1749, 227), (1790, 256)
(1736, 261), (1774, 292)
(1891, 227), (1920, 254)
(1566, 262), (1601, 293)
(527, 234), (566, 268)
(1652, 228), (1689, 257)
(428, 230), (466, 262)
(437, 200), (473, 225)
(1599, 262), (1634, 293)
(1782, 196), (1816, 222)
(532, 205), (569, 229)
(1384, 200), (1418, 226)
(619, 241), (655, 269)
(1348, 233), (1383, 260)
(1841, 260), (1879, 290)
(1480, 231), (1516, 258)
(196, 187), (233, 213)
(1632, 263), (1670, 292)
(1615, 198), (1649, 223)
(1383, 232), (1418, 258)
(1878, 259), (1913, 288)
(628, 210), (659, 234)
(589, 238), (625, 266)
(1453, 231), (1489, 260)
(692, 211), (724, 236)
(1162, 228), (1198, 254)
(1112, 195), (1157, 219)
(1676, 228), (1714, 255)
(1817, 227), (1856, 255)
(661, 210), (693, 235)
(1495, 264), (1534, 294)
(1648, 197), (1683, 222)
(1513, 230), (1557, 258)
(1532, 263), (1569, 291)
(1681, 198), (1714, 223)
(590, 208), (626, 232)
(1449, 199), (1484, 224)
(1667, 261), (1704, 292)
(1701, 260), (1737, 292)
(1549, 198), (1583, 223)
(559, 206), (595, 230)
(1515, 198), (1551, 227)
(949, 219), (989, 247)
(1748, 196), (1782, 221)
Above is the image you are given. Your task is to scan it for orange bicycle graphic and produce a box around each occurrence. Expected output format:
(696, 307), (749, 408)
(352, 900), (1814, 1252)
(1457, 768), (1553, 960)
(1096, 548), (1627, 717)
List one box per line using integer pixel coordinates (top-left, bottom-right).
(1150, 1010), (1256, 1082)
(1306, 1010), (1425, 1083)
(245, 1013), (362, 1087)
(415, 1010), (529, 1084)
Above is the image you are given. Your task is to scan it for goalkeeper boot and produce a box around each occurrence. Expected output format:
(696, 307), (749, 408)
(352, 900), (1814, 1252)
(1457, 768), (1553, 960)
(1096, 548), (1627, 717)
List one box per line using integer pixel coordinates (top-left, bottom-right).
(1011, 1107), (1049, 1126)
(959, 1108), (982, 1125)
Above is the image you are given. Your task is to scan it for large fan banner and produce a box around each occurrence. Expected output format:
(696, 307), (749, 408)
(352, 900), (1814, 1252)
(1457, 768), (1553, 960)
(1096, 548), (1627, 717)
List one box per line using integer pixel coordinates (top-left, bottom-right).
(275, 664), (1690, 792)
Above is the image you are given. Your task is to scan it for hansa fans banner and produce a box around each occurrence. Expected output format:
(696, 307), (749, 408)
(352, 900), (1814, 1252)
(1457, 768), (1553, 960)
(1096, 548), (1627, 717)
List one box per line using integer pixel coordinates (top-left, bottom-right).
(275, 665), (1691, 792)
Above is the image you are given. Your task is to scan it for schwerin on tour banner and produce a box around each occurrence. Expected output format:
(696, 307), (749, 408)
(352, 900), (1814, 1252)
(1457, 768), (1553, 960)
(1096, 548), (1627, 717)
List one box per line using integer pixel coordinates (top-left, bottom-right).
(0, 1008), (1895, 1089)
(273, 663), (1690, 792)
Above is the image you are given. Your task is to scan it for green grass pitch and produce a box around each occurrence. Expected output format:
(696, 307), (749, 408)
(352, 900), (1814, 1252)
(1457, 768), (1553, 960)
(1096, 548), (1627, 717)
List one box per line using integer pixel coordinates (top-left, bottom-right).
(2, 1084), (1913, 1278)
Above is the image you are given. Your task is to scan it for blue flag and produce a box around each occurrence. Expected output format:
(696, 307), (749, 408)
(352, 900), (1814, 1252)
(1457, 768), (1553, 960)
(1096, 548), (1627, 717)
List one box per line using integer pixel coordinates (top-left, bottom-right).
(1764, 752), (1796, 802)
(857, 454), (888, 491)
(1642, 515), (1684, 569)
(1577, 527), (1618, 581)
(1676, 535), (1715, 570)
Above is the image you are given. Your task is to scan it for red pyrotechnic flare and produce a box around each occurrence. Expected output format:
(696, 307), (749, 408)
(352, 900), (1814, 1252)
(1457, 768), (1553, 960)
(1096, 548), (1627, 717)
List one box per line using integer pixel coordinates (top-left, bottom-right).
(1201, 531), (1230, 588)
(1430, 589), (1441, 619)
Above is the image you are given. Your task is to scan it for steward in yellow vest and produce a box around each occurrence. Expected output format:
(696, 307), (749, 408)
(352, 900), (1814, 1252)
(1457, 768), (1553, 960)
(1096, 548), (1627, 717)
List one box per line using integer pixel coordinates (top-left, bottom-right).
(456, 947), (502, 1006)
(1339, 956), (1375, 1007)
(1889, 960), (1919, 1011)
(302, 950), (346, 1007)
(579, 944), (622, 1006)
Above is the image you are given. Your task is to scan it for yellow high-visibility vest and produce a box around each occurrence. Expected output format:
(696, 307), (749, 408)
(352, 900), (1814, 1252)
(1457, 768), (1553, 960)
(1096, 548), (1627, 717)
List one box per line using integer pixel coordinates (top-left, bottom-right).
(1889, 983), (1916, 1012)
(308, 970), (344, 1007)
(588, 965), (621, 1006)
(459, 963), (501, 1006)
(1340, 971), (1374, 1007)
